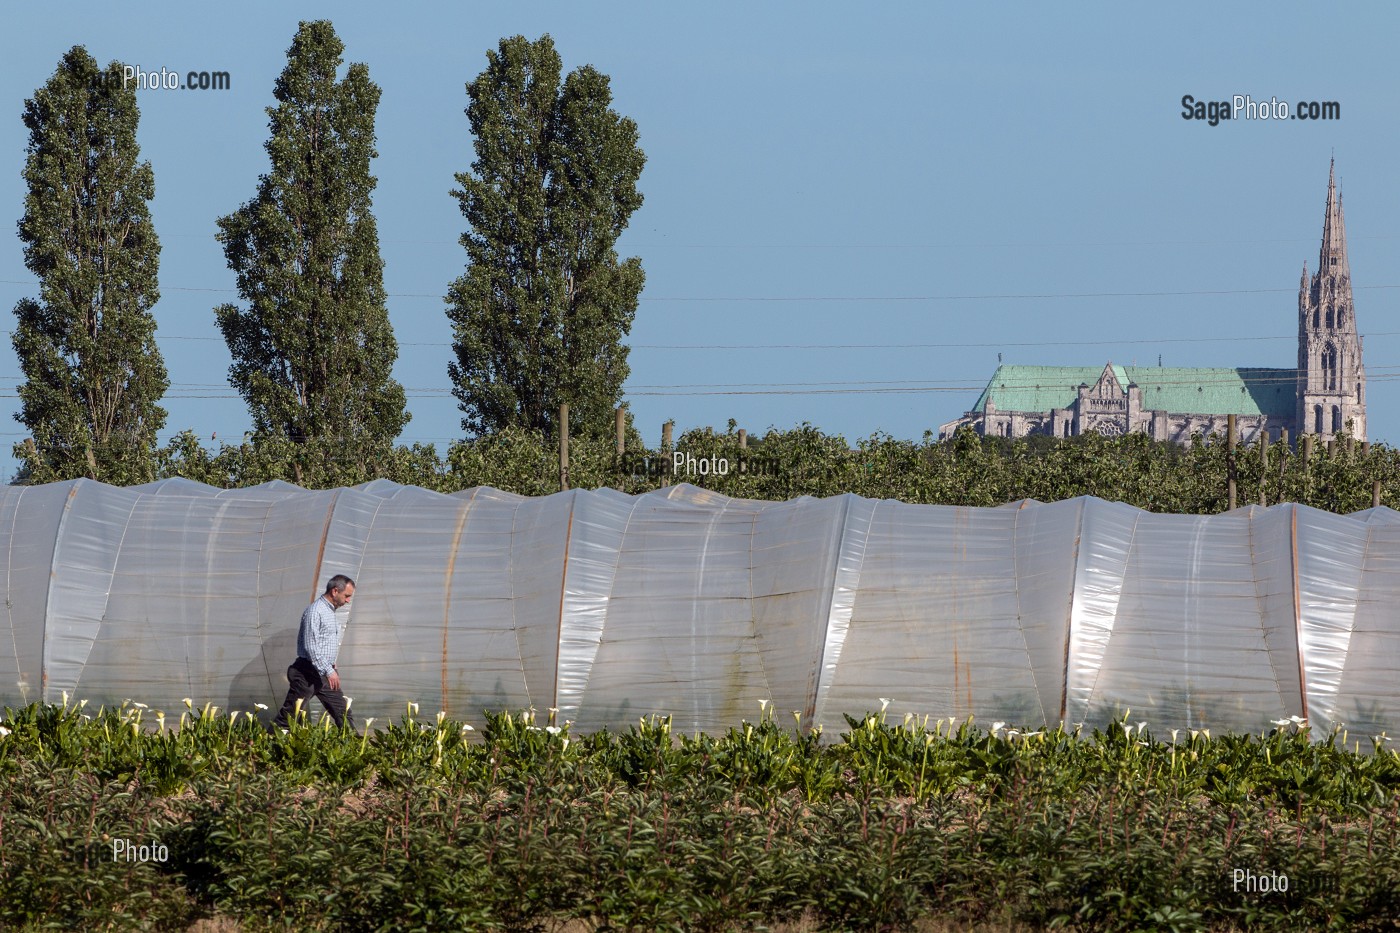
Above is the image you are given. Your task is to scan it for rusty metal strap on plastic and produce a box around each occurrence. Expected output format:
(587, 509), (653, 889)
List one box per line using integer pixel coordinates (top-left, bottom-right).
(1290, 507), (1309, 721)
(310, 490), (341, 601)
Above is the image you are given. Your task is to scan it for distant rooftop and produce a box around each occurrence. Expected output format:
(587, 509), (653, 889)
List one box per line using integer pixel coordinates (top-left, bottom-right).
(972, 365), (1296, 418)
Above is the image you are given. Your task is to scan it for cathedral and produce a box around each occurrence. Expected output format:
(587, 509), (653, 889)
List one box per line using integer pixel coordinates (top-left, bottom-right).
(939, 162), (1366, 445)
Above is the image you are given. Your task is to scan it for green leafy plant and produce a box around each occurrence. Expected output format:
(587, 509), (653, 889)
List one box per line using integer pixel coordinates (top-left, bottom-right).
(4, 699), (1400, 930)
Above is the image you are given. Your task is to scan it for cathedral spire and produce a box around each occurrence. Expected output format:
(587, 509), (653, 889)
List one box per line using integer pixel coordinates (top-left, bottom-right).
(1297, 158), (1365, 442)
(1318, 157), (1350, 281)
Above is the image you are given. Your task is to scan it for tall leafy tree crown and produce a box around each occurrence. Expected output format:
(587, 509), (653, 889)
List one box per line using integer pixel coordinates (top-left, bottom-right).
(215, 20), (407, 452)
(12, 46), (168, 484)
(447, 34), (645, 438)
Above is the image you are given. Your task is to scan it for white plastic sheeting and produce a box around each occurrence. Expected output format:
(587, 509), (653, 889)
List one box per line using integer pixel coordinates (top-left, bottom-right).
(2, 478), (1399, 738)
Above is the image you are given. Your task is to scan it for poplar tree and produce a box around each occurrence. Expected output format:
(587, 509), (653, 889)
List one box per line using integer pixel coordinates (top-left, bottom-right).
(447, 34), (645, 438)
(215, 20), (407, 468)
(12, 47), (168, 484)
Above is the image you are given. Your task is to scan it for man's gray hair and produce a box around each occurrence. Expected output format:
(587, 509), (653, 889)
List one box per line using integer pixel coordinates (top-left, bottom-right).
(325, 574), (355, 594)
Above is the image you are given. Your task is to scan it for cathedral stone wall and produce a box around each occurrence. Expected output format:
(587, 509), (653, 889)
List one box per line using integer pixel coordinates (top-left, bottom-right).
(969, 407), (1277, 445)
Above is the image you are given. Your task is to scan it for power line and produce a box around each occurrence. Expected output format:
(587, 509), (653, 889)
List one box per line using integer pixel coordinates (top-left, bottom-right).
(11, 330), (1400, 353)
(5, 277), (1400, 304)
(3, 371), (1383, 400)
(624, 331), (1400, 350)
(634, 286), (1400, 302)
(10, 365), (1400, 395)
(135, 230), (1400, 249)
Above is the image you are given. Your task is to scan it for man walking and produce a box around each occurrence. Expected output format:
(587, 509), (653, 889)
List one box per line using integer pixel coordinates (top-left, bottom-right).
(273, 574), (356, 730)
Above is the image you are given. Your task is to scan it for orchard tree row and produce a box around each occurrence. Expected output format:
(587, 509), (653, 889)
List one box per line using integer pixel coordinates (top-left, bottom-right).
(144, 420), (1400, 516)
(11, 23), (643, 485)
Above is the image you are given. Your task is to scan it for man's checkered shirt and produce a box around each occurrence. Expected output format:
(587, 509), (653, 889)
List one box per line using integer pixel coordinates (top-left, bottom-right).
(296, 596), (343, 677)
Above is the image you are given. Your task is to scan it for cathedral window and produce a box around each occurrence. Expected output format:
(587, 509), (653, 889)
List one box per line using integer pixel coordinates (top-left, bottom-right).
(1333, 406), (1342, 434)
(1326, 309), (1334, 329)
(1314, 405), (1323, 434)
(1322, 343), (1338, 391)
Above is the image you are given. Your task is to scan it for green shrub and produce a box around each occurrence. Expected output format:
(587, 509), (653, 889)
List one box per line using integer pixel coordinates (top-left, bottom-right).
(3, 700), (1400, 930)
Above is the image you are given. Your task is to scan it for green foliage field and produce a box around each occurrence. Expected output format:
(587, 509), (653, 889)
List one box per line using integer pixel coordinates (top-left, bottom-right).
(2, 699), (1400, 931)
(144, 422), (1400, 516)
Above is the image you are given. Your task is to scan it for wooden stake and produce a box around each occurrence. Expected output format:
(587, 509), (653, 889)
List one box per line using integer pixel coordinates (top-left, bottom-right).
(662, 421), (673, 487)
(559, 404), (569, 491)
(615, 407), (626, 490)
(1259, 432), (1268, 507)
(1227, 414), (1237, 511)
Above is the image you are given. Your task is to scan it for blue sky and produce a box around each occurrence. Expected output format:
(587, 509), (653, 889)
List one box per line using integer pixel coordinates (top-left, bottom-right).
(2, 2), (1398, 481)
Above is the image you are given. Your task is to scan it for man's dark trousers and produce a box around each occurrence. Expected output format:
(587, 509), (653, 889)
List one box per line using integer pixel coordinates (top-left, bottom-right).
(273, 657), (355, 729)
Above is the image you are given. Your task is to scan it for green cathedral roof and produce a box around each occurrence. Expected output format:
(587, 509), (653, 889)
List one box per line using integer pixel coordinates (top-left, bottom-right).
(972, 365), (1296, 418)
